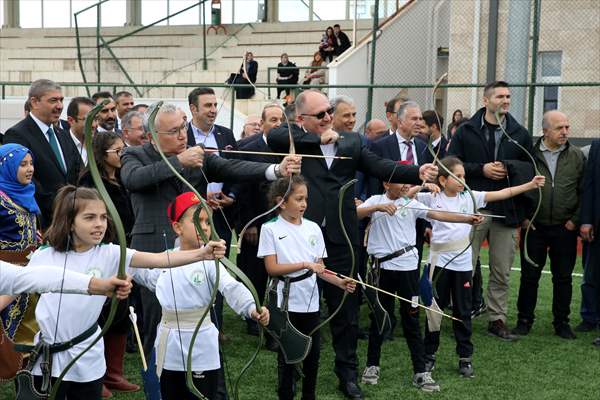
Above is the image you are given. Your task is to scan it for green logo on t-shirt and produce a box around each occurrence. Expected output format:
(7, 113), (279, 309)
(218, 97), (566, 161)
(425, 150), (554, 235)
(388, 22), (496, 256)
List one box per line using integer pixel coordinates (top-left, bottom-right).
(308, 235), (318, 248)
(189, 270), (204, 285)
(86, 268), (102, 278)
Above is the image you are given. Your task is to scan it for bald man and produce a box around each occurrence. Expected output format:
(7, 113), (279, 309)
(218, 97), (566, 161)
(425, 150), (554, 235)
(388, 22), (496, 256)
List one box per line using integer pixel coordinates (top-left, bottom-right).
(268, 89), (437, 399)
(365, 119), (387, 142)
(513, 110), (585, 339)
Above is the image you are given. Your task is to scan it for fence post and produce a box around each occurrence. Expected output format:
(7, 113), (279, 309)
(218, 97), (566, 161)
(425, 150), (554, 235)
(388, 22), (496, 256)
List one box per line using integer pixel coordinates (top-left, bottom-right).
(202, 2), (208, 71)
(365, 0), (379, 123)
(230, 88), (235, 130)
(96, 4), (101, 93)
(527, 0), (541, 134)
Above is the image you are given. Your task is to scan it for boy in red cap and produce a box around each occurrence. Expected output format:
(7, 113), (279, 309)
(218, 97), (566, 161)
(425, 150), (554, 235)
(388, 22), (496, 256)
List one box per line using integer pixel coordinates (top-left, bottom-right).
(133, 192), (269, 400)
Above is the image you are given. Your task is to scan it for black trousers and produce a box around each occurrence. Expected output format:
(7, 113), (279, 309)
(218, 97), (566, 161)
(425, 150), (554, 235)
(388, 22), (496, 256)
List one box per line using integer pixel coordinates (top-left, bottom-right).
(33, 376), (102, 400)
(236, 238), (269, 305)
(277, 311), (320, 400)
(160, 368), (219, 400)
(321, 239), (360, 382)
(366, 268), (425, 373)
(471, 257), (484, 310)
(424, 268), (473, 358)
(516, 224), (578, 326)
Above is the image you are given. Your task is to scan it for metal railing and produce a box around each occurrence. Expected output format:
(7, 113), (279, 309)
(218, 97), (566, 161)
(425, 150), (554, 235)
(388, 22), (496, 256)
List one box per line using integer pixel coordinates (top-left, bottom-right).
(73, 0), (209, 97)
(3, 81), (598, 138)
(266, 66), (329, 98)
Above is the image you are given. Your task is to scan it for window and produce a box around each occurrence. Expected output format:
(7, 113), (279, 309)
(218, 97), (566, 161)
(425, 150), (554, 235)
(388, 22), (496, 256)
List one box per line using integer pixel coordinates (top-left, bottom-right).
(533, 51), (562, 131)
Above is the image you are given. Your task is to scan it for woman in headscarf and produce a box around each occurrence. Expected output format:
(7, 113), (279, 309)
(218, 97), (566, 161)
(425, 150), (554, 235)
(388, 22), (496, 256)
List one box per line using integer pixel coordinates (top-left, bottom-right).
(0, 143), (41, 383)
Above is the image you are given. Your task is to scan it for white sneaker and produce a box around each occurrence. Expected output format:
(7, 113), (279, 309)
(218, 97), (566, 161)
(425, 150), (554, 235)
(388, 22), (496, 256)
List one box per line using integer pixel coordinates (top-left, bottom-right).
(413, 371), (440, 392)
(361, 365), (380, 385)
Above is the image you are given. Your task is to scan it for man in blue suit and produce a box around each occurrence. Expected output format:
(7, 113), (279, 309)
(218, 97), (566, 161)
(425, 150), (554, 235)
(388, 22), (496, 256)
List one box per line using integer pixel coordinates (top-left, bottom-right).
(580, 139), (600, 346)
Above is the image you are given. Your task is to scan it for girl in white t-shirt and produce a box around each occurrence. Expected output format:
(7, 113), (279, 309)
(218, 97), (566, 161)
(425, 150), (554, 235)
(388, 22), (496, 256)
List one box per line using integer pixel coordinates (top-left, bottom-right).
(131, 191), (270, 400)
(417, 156), (545, 379)
(357, 181), (481, 391)
(257, 176), (355, 400)
(27, 186), (226, 400)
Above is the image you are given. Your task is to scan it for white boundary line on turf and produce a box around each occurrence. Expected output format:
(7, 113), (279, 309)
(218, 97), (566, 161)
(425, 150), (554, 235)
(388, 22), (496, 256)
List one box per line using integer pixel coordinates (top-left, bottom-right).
(481, 264), (583, 278)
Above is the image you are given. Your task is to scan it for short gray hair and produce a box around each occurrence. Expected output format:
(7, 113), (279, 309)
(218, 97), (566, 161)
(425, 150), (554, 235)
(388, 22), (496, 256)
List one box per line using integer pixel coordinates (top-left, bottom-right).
(397, 100), (420, 121)
(29, 79), (61, 99)
(143, 102), (181, 132)
(121, 111), (145, 130)
(330, 95), (354, 112)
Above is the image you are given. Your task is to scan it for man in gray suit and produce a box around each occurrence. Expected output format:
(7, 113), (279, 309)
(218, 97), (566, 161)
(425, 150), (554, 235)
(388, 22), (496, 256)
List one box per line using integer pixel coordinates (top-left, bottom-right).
(121, 103), (300, 398)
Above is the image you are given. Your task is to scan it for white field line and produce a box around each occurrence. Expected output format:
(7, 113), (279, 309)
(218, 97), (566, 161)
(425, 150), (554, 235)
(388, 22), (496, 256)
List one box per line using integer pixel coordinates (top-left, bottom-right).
(480, 264), (583, 278)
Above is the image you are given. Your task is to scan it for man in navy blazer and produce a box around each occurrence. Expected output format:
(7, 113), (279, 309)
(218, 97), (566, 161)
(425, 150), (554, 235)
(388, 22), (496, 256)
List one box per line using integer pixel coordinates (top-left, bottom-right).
(3, 79), (82, 228)
(420, 110), (449, 163)
(186, 87), (239, 251)
(580, 139), (600, 345)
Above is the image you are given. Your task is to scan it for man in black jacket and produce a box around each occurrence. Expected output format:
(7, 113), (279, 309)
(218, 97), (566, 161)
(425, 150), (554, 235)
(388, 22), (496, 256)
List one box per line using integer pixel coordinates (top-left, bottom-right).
(448, 81), (535, 341)
(333, 24), (352, 56)
(268, 90), (437, 399)
(3, 79), (82, 228)
(580, 139), (600, 346)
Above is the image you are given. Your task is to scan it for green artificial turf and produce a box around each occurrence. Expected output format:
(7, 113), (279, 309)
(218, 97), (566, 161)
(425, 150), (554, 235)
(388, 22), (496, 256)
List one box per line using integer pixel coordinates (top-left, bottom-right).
(2, 250), (598, 399)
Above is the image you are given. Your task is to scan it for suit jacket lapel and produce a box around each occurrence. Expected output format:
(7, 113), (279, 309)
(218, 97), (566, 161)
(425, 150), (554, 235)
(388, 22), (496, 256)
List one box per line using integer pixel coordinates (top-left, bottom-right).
(390, 135), (401, 161)
(26, 116), (66, 176)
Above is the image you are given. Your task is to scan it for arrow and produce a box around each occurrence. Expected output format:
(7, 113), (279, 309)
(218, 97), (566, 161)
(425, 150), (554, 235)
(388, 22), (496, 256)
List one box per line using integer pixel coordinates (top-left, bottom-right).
(129, 306), (148, 371)
(322, 269), (462, 323)
(203, 148), (352, 160)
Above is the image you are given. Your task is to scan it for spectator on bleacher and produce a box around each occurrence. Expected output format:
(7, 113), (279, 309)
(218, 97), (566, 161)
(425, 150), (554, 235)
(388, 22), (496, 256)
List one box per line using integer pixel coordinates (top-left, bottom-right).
(115, 91), (135, 131)
(512, 111), (585, 340)
(92, 91), (119, 133)
(78, 131), (138, 397)
(235, 51), (258, 99)
(446, 109), (463, 136)
(66, 96), (97, 166)
(319, 26), (336, 63)
(331, 95), (357, 133)
(333, 24), (352, 56)
(365, 119), (388, 142)
(385, 97), (405, 135)
(303, 52), (327, 87)
(121, 111), (147, 147)
(241, 115), (261, 140)
(3, 79), (82, 228)
(276, 53), (299, 99)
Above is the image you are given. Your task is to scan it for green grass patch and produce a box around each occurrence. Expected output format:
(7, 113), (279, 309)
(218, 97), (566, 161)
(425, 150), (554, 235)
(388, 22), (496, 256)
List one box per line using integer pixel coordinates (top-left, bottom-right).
(2, 250), (598, 399)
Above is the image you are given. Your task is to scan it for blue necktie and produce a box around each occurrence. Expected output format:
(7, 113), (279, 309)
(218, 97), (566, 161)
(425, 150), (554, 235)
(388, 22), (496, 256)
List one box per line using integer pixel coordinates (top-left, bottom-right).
(47, 126), (66, 174)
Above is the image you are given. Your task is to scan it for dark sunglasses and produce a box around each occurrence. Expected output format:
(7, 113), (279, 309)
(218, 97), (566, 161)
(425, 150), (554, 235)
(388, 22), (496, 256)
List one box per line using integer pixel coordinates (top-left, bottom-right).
(301, 107), (334, 120)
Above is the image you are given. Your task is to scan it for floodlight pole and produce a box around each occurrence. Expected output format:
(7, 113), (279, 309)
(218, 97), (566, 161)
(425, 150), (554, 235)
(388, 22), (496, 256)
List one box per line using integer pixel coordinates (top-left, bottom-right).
(365, 0), (380, 123)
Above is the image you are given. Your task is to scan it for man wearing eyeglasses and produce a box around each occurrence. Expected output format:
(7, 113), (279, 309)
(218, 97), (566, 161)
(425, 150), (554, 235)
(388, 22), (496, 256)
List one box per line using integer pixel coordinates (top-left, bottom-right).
(66, 96), (97, 166)
(268, 89), (438, 400)
(120, 102), (301, 398)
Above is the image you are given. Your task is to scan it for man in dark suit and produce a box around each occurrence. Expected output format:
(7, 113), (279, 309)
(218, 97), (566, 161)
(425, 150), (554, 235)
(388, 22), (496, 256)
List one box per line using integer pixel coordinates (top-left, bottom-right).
(235, 103), (284, 335)
(420, 110), (448, 163)
(268, 90), (437, 400)
(121, 102), (300, 397)
(115, 90), (135, 132)
(579, 139), (600, 346)
(3, 79), (82, 228)
(186, 87), (239, 251)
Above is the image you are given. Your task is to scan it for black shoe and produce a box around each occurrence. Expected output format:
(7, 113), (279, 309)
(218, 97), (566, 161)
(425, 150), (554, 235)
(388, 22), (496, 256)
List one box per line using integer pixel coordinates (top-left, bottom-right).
(554, 324), (576, 340)
(511, 320), (532, 336)
(575, 321), (598, 332)
(458, 358), (474, 378)
(488, 320), (519, 341)
(593, 337), (600, 347)
(246, 321), (259, 337)
(338, 381), (363, 400)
